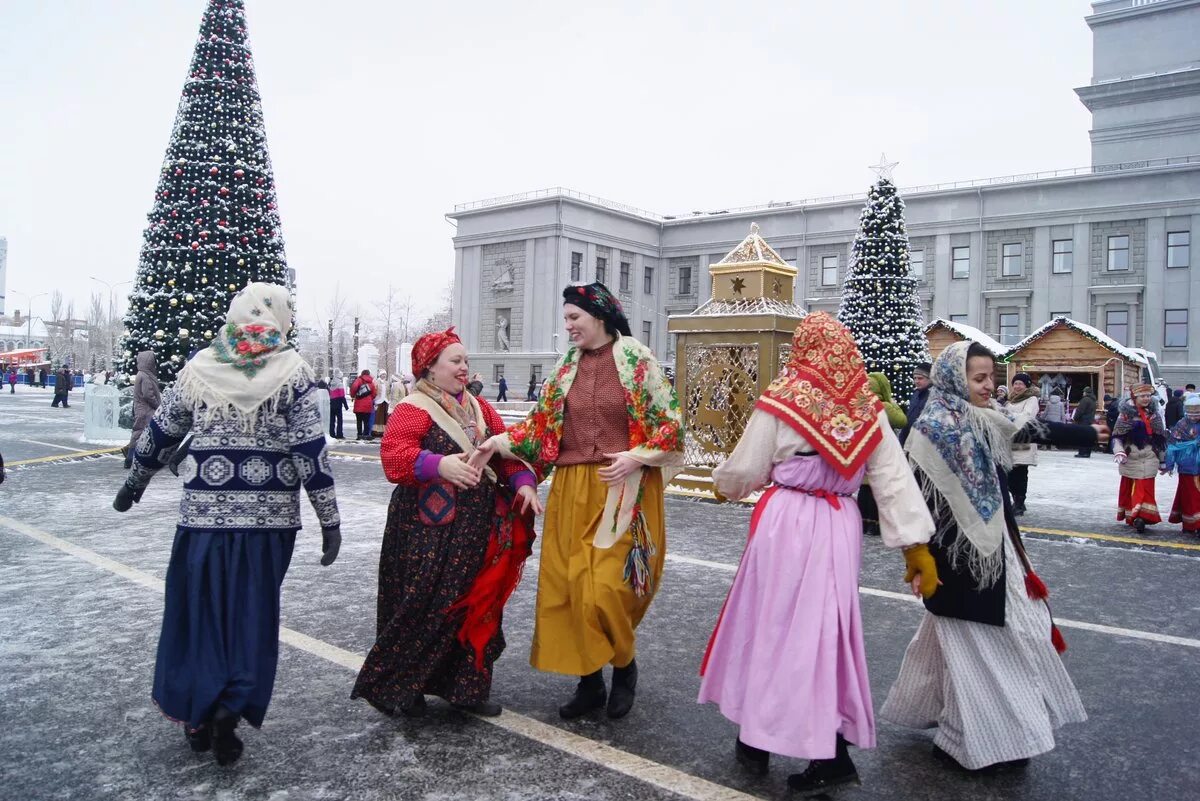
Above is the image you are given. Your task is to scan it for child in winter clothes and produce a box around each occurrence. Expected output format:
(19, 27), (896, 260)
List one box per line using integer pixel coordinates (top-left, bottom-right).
(1112, 384), (1167, 533)
(1165, 394), (1200, 534)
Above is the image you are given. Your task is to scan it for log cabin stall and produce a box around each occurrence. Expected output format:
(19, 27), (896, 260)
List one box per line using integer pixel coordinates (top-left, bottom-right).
(1005, 317), (1145, 412)
(924, 319), (1009, 386)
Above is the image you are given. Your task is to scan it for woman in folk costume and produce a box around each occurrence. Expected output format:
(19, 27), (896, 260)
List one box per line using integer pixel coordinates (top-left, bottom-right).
(1112, 383), (1167, 532)
(472, 282), (684, 720)
(352, 328), (537, 717)
(1164, 393), (1200, 534)
(858, 371), (908, 537)
(697, 314), (938, 796)
(112, 283), (342, 765)
(881, 342), (1100, 772)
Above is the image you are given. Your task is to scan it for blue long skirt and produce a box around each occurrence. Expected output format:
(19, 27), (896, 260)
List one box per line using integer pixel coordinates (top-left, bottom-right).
(152, 528), (296, 729)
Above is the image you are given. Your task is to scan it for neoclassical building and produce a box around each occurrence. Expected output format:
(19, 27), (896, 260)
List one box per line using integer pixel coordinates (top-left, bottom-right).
(448, 0), (1200, 387)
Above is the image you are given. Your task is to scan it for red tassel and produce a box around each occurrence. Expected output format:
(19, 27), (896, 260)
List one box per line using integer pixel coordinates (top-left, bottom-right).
(1025, 570), (1049, 600)
(1051, 624), (1067, 654)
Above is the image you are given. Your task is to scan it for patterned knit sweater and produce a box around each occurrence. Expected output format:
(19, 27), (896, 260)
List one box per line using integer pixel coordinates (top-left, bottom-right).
(127, 380), (340, 532)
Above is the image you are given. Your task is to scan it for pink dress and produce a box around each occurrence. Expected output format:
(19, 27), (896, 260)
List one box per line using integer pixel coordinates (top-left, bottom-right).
(698, 455), (874, 759)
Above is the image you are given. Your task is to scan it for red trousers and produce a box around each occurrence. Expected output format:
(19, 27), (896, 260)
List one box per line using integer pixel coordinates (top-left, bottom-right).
(1169, 474), (1200, 533)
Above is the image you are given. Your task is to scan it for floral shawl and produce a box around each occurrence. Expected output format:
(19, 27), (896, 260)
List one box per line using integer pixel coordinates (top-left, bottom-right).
(906, 341), (1019, 588)
(755, 313), (883, 478)
(485, 334), (683, 595)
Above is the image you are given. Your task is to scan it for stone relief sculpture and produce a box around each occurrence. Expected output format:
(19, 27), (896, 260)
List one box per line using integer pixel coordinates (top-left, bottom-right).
(492, 261), (515, 291)
(496, 315), (511, 352)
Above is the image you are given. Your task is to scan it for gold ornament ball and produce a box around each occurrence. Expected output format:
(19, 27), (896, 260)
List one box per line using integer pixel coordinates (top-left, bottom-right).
(228, 283), (237, 291)
(201, 277), (208, 284)
(185, 294), (195, 303)
(206, 258), (215, 266)
(237, 258), (245, 266)
(154, 330), (165, 339)
(169, 298), (179, 307)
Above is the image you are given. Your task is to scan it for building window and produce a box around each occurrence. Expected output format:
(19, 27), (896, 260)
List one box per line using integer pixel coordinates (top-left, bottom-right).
(950, 314), (968, 323)
(952, 246), (970, 279)
(1165, 309), (1188, 348)
(493, 364), (505, 382)
(1168, 231), (1190, 269)
(1106, 309), (1129, 345)
(1001, 243), (1023, 277)
(619, 262), (631, 292)
(570, 251), (582, 282)
(909, 249), (925, 278)
(679, 266), (692, 295)
(999, 312), (1020, 345)
(1052, 239), (1073, 274)
(644, 266), (654, 294)
(596, 257), (607, 284)
(1107, 235), (1130, 271)
(642, 321), (652, 343)
(821, 255), (838, 287)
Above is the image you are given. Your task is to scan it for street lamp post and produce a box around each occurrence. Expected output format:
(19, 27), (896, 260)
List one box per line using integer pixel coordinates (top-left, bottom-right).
(10, 290), (48, 349)
(90, 277), (132, 368)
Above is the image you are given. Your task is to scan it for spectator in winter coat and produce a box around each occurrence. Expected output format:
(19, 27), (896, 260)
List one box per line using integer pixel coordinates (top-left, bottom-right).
(351, 370), (377, 440)
(1073, 387), (1098, 458)
(1165, 389), (1185, 428)
(859, 372), (908, 536)
(52, 367), (72, 408)
(1043, 389), (1066, 424)
(898, 362), (933, 446)
(327, 374), (348, 439)
(7, 368), (16, 394)
(1007, 372), (1042, 515)
(496, 376), (508, 402)
(994, 385), (1009, 407)
(126, 351), (162, 469)
(526, 375), (538, 402)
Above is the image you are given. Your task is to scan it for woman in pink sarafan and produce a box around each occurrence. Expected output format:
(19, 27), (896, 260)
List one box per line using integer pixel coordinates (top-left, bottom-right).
(697, 313), (938, 796)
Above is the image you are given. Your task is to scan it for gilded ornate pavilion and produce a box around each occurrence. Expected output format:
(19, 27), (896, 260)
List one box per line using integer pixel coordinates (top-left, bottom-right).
(668, 223), (806, 491)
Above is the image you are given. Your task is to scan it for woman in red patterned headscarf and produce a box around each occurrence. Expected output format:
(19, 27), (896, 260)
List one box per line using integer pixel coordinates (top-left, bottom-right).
(351, 328), (538, 718)
(698, 313), (938, 795)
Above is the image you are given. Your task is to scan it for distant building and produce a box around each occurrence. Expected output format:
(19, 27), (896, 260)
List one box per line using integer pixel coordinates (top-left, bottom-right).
(0, 236), (7, 316)
(448, 0), (1200, 387)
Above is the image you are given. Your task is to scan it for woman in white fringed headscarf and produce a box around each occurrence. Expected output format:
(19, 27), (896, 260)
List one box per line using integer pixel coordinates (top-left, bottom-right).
(881, 341), (1104, 772)
(112, 282), (342, 766)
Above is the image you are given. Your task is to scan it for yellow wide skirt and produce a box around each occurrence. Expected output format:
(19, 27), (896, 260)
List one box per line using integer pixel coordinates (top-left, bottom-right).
(530, 464), (666, 676)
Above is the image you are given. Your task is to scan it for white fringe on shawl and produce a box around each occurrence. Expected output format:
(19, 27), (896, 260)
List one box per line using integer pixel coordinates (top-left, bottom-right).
(172, 354), (315, 434)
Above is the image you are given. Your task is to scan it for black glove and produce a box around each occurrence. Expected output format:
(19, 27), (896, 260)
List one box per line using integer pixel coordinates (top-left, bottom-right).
(320, 526), (341, 566)
(113, 484), (144, 512)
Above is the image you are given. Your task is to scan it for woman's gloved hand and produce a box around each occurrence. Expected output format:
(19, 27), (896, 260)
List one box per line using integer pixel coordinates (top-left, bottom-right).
(320, 526), (341, 566)
(902, 543), (940, 599)
(113, 484), (145, 512)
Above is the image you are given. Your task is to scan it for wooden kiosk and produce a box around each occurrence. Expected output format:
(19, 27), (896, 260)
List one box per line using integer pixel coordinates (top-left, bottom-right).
(1005, 317), (1144, 401)
(924, 319), (1009, 385)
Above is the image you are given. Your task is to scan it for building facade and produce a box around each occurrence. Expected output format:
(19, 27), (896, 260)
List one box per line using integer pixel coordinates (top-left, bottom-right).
(448, 0), (1200, 387)
(0, 236), (8, 316)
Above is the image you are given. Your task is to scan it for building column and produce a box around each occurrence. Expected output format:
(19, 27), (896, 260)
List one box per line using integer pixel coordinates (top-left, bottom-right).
(967, 231), (984, 326)
(1031, 226), (1051, 327)
(1190, 215), (1200, 367)
(1143, 217), (1166, 356)
(933, 234), (951, 319)
(522, 239), (536, 353)
(1073, 223), (1091, 323)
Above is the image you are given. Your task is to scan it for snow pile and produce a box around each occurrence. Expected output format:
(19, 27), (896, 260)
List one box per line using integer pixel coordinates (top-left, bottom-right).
(927, 319), (1008, 357)
(1015, 317), (1146, 363)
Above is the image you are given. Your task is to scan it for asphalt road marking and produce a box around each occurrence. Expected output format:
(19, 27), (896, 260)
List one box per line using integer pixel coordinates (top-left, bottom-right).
(6, 447), (123, 467)
(22, 439), (94, 452)
(666, 553), (1200, 650)
(0, 515), (763, 801)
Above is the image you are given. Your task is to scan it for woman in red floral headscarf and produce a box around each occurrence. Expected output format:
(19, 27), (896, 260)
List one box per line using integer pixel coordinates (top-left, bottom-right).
(351, 328), (537, 718)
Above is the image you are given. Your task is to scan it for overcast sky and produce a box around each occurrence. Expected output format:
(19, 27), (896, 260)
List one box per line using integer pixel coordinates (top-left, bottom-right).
(0, 0), (1096, 327)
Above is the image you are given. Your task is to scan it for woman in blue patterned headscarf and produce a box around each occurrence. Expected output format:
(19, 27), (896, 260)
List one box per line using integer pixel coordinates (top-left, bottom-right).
(881, 340), (1101, 772)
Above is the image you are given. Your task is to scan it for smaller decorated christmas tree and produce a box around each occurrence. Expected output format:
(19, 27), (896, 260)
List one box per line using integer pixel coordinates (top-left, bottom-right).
(838, 157), (930, 405)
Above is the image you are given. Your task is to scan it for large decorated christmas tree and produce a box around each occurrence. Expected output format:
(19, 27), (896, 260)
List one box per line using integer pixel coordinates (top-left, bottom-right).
(120, 0), (289, 384)
(838, 159), (930, 406)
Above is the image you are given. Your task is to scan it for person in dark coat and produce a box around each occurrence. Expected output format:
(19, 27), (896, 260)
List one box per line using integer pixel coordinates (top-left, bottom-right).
(328, 372), (348, 438)
(51, 366), (72, 407)
(1073, 386), (1098, 457)
(496, 375), (508, 402)
(898, 361), (933, 446)
(1165, 389), (1185, 429)
(526, 374), (538, 401)
(1104, 394), (1120, 453)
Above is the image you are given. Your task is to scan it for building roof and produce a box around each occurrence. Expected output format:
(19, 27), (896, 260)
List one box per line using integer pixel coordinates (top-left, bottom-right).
(1009, 316), (1147, 363)
(714, 223), (790, 268)
(925, 318), (1008, 357)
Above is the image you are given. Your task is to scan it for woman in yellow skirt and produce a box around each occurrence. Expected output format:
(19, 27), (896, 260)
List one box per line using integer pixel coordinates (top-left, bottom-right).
(473, 282), (683, 719)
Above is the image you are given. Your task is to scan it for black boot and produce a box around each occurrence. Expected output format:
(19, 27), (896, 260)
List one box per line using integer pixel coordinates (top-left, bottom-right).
(185, 725), (211, 753)
(787, 735), (859, 795)
(211, 706), (244, 766)
(607, 659), (638, 719)
(558, 670), (606, 719)
(452, 700), (503, 717)
(399, 694), (427, 718)
(1013, 500), (1026, 516)
(735, 737), (769, 775)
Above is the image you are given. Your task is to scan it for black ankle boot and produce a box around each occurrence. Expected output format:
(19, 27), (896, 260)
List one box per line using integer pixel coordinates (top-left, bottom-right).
(787, 735), (859, 795)
(607, 660), (637, 719)
(735, 737), (769, 775)
(558, 671), (606, 719)
(452, 700), (503, 717)
(185, 725), (211, 753)
(212, 706), (243, 766)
